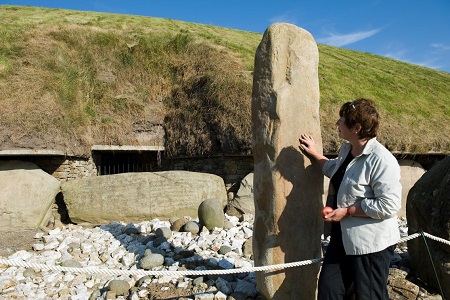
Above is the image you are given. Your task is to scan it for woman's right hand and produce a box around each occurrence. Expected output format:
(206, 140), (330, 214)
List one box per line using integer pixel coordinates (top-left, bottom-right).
(299, 134), (329, 167)
(299, 134), (319, 157)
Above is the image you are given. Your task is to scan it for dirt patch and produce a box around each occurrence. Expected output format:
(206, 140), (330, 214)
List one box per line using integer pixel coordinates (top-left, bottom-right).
(0, 229), (41, 258)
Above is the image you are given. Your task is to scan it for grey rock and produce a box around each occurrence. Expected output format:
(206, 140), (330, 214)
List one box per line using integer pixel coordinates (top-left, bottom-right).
(152, 236), (167, 247)
(194, 291), (214, 300)
(141, 235), (155, 245)
(123, 225), (139, 235)
(183, 221), (200, 234)
(219, 245), (232, 255)
(107, 280), (130, 296)
(140, 253), (164, 269)
(242, 237), (253, 258)
(225, 204), (243, 218)
(198, 199), (224, 230)
(171, 218), (186, 232)
(155, 226), (172, 239)
(232, 173), (255, 215)
(234, 279), (257, 297)
(215, 277), (232, 295)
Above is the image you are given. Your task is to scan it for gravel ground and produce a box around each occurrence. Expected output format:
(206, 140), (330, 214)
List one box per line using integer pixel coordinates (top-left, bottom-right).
(0, 222), (442, 300)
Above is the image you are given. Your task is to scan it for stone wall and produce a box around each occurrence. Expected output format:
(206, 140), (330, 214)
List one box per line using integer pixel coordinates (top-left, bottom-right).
(0, 156), (97, 182)
(51, 158), (97, 181)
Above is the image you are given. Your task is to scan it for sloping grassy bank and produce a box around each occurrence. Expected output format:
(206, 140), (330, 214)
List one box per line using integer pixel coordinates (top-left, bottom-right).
(0, 5), (449, 156)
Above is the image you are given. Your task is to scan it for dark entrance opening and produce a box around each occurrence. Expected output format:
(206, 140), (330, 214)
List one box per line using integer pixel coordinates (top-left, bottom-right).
(93, 150), (162, 175)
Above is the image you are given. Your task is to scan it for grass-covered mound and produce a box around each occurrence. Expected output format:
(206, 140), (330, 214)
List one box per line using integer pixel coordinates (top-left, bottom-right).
(1, 5), (449, 156)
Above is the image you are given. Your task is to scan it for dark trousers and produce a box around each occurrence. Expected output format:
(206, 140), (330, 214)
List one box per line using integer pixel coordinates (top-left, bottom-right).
(318, 234), (395, 300)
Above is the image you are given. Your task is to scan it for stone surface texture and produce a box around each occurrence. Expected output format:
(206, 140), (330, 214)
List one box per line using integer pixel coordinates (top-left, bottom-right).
(231, 172), (255, 215)
(251, 22), (323, 300)
(198, 199), (225, 230)
(61, 171), (227, 224)
(0, 160), (61, 231)
(406, 156), (450, 299)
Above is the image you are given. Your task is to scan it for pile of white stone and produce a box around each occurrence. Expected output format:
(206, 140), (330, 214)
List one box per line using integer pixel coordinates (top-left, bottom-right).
(0, 215), (410, 300)
(0, 215), (258, 299)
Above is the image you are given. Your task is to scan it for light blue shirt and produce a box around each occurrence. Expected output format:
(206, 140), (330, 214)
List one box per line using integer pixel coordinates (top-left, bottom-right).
(323, 138), (402, 255)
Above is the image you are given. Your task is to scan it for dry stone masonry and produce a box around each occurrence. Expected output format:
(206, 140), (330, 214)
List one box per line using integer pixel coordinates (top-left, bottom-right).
(251, 23), (323, 300)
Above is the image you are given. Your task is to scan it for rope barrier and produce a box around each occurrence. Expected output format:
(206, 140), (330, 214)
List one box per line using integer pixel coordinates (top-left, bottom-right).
(0, 231), (449, 277)
(0, 257), (324, 277)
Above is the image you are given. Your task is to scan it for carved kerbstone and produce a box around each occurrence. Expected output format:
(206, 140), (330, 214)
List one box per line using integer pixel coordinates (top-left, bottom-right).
(407, 156), (450, 299)
(252, 23), (323, 300)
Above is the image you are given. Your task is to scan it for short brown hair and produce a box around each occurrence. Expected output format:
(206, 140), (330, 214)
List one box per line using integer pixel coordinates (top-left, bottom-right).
(339, 98), (379, 139)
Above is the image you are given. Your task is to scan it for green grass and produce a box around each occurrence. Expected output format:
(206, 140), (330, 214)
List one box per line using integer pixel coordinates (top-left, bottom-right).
(0, 5), (449, 156)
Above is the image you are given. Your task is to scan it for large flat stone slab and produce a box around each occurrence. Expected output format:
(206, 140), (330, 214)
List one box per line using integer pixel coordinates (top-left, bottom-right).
(61, 171), (227, 224)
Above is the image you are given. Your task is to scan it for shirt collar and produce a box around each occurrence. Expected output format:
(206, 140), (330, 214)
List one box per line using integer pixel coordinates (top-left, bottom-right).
(361, 137), (377, 155)
(342, 137), (377, 157)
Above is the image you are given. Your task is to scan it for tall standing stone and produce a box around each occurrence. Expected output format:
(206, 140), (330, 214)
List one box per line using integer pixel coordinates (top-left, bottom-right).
(251, 23), (323, 299)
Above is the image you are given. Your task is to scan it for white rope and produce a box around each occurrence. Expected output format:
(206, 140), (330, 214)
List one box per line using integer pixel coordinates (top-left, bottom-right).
(0, 232), (448, 277)
(397, 232), (450, 246)
(397, 232), (421, 244)
(422, 232), (450, 246)
(0, 257), (324, 276)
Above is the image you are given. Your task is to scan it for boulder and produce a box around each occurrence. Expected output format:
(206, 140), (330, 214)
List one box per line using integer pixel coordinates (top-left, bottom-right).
(198, 199), (224, 230)
(0, 160), (61, 231)
(231, 173), (255, 215)
(107, 280), (130, 296)
(139, 253), (164, 270)
(251, 23), (323, 299)
(61, 171), (227, 224)
(406, 156), (450, 299)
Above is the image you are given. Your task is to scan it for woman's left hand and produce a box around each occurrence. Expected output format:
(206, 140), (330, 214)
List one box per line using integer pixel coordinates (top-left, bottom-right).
(323, 208), (348, 222)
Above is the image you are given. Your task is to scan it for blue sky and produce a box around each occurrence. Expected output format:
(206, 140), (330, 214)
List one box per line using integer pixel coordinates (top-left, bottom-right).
(2, 0), (450, 73)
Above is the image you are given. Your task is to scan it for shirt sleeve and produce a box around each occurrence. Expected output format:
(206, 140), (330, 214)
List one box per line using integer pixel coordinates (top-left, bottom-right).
(322, 143), (348, 178)
(361, 153), (402, 219)
(323, 158), (338, 178)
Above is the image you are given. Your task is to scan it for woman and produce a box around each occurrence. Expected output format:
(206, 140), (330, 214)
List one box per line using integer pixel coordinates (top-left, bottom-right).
(299, 98), (402, 300)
